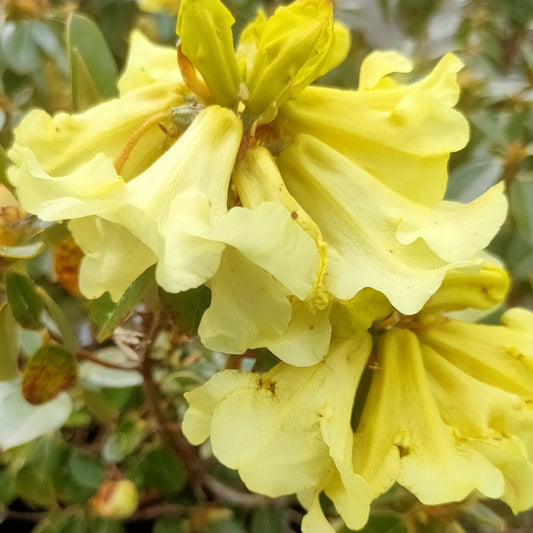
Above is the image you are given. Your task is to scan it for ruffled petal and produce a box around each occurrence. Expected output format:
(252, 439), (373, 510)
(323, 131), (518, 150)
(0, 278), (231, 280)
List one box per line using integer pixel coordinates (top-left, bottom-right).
(183, 335), (372, 504)
(198, 247), (293, 355)
(9, 84), (183, 186)
(69, 217), (156, 301)
(278, 134), (506, 314)
(421, 342), (533, 512)
(278, 53), (468, 206)
(353, 329), (505, 503)
(418, 308), (533, 398)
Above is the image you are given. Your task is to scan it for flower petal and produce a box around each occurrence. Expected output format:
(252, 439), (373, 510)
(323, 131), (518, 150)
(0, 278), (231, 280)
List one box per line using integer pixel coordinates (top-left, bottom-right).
(278, 53), (468, 206)
(118, 30), (183, 94)
(278, 134), (505, 314)
(9, 83), (183, 185)
(177, 0), (241, 107)
(421, 341), (533, 512)
(183, 335), (371, 502)
(198, 247), (292, 355)
(418, 308), (533, 398)
(69, 217), (156, 301)
(244, 0), (334, 123)
(353, 329), (505, 503)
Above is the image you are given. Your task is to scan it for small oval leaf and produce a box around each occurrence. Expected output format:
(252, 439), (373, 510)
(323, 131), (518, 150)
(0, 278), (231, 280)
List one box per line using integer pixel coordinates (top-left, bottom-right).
(89, 267), (154, 342)
(5, 272), (43, 330)
(22, 345), (77, 405)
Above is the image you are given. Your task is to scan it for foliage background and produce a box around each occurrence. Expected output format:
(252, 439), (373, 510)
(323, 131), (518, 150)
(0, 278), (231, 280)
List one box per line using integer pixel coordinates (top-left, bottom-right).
(1, 0), (533, 532)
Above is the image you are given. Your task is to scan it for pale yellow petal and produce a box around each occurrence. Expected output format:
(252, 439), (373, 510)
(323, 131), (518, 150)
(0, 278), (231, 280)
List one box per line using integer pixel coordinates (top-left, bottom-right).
(244, 0), (334, 123)
(279, 53), (468, 206)
(278, 134), (505, 314)
(118, 30), (183, 94)
(353, 329), (505, 503)
(198, 247), (292, 355)
(418, 309), (533, 398)
(184, 336), (371, 498)
(70, 217), (157, 301)
(8, 83), (183, 184)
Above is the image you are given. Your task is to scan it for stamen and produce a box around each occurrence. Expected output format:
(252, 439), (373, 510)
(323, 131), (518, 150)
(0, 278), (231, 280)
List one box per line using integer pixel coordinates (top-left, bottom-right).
(114, 111), (172, 175)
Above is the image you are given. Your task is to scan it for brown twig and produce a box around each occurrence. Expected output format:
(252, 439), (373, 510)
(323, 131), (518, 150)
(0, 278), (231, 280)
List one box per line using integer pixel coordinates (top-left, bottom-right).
(77, 348), (140, 371)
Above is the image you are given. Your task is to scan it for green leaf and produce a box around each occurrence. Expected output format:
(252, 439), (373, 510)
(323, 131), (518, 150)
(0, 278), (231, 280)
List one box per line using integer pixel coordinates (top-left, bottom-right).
(5, 272), (43, 330)
(102, 417), (146, 463)
(510, 179), (533, 246)
(87, 516), (125, 533)
(153, 518), (186, 533)
(14, 438), (63, 507)
(446, 158), (503, 203)
(1, 21), (41, 74)
(250, 506), (287, 533)
(199, 519), (247, 533)
(36, 286), (79, 352)
(342, 514), (408, 533)
(22, 345), (77, 405)
(160, 284), (211, 337)
(33, 511), (87, 533)
(68, 449), (105, 490)
(0, 303), (19, 381)
(139, 446), (187, 496)
(79, 347), (143, 389)
(0, 381), (72, 450)
(89, 267), (154, 342)
(66, 14), (118, 111)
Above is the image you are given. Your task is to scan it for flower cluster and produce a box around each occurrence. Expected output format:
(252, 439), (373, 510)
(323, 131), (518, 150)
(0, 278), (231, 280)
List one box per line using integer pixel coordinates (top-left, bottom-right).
(7, 0), (533, 530)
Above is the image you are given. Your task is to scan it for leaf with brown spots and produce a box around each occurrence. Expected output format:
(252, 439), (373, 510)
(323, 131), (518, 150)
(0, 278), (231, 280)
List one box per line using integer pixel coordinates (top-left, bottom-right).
(22, 345), (77, 405)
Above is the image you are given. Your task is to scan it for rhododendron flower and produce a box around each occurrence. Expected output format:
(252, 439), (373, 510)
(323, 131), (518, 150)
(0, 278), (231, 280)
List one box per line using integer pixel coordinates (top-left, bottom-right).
(183, 264), (533, 531)
(8, 0), (506, 364)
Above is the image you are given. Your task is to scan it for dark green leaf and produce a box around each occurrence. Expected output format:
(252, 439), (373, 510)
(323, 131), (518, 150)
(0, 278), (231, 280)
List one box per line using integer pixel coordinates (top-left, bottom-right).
(342, 514), (408, 533)
(0, 303), (19, 381)
(90, 267), (154, 342)
(37, 286), (79, 352)
(5, 272), (43, 330)
(160, 284), (211, 337)
(250, 506), (287, 533)
(66, 14), (118, 111)
(140, 446), (186, 496)
(68, 449), (105, 490)
(153, 517), (186, 533)
(22, 345), (77, 405)
(33, 509), (87, 533)
(87, 516), (125, 533)
(199, 519), (247, 533)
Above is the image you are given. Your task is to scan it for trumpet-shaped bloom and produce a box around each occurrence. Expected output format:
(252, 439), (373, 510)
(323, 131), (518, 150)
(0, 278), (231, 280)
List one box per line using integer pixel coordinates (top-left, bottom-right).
(278, 134), (507, 314)
(183, 334), (373, 531)
(9, 0), (508, 365)
(184, 264), (533, 529)
(277, 51), (470, 207)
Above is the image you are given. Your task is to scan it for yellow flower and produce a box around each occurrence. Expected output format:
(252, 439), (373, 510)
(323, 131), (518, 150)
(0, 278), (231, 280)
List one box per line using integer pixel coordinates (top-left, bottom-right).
(183, 333), (373, 531)
(183, 264), (533, 530)
(8, 0), (507, 363)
